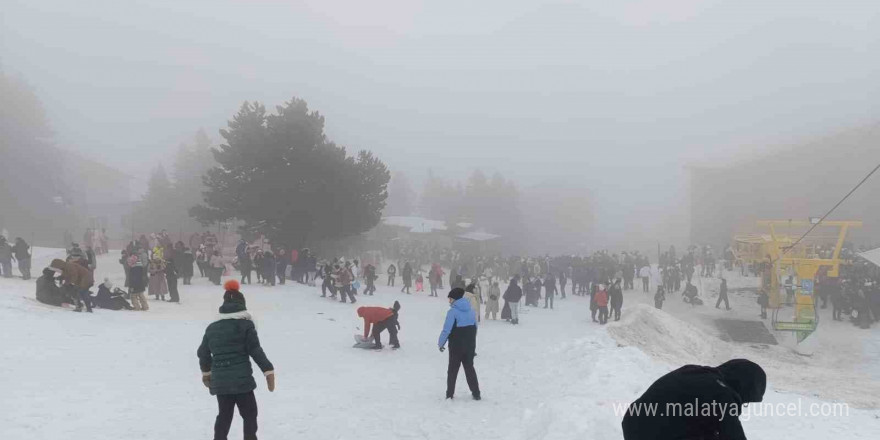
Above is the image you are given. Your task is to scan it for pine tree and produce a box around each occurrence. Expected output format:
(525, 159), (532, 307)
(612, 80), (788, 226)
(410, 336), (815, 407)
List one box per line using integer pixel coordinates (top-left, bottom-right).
(191, 98), (390, 248)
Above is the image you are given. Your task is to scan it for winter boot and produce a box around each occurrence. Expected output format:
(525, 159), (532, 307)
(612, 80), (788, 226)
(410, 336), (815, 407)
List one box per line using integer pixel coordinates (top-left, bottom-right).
(472, 393), (481, 401)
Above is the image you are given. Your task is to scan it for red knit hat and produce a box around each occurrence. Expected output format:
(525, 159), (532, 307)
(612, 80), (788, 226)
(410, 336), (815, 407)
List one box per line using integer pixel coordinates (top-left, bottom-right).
(223, 279), (240, 292)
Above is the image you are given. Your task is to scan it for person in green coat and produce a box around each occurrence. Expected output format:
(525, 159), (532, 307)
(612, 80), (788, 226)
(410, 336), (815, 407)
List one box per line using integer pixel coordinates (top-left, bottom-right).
(198, 279), (275, 440)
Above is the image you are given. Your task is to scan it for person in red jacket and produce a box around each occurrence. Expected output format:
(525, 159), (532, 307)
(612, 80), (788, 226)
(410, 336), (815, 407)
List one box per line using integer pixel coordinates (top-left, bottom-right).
(595, 284), (609, 325)
(357, 301), (401, 349)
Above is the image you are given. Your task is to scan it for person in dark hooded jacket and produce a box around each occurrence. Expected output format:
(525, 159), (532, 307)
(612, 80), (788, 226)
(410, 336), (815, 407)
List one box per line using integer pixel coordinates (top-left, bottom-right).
(622, 359), (766, 440)
(13, 237), (32, 280)
(95, 279), (133, 310)
(262, 251), (276, 286)
(502, 276), (523, 324)
(36, 267), (65, 306)
(609, 279), (624, 321)
(198, 280), (275, 440)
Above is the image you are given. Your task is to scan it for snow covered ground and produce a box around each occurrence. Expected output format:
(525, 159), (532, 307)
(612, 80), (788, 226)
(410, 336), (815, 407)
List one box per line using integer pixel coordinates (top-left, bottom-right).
(1, 250), (878, 439)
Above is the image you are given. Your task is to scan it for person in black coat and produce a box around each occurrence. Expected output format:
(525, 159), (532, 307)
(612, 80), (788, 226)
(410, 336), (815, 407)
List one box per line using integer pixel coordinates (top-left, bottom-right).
(609, 279), (623, 321)
(239, 249), (253, 285)
(177, 247), (195, 285)
(654, 285), (666, 309)
(262, 251), (276, 286)
(622, 359), (766, 440)
(95, 279), (133, 310)
(275, 248), (289, 285)
(13, 237), (32, 280)
(502, 276), (523, 324)
(716, 278), (730, 310)
(166, 258), (180, 303)
(36, 267), (65, 306)
(543, 274), (557, 309)
(401, 262), (413, 294)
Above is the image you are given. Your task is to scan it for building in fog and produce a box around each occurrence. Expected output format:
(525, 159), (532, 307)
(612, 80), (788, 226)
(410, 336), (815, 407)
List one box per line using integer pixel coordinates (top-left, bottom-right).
(689, 124), (880, 248)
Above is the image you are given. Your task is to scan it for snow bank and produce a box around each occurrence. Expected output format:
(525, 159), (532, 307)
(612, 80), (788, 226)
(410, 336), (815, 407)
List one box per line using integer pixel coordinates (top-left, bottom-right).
(518, 334), (665, 440)
(606, 303), (719, 365)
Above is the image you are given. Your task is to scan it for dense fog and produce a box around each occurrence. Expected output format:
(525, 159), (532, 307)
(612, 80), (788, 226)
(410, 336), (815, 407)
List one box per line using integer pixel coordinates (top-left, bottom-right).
(2, 0), (879, 251)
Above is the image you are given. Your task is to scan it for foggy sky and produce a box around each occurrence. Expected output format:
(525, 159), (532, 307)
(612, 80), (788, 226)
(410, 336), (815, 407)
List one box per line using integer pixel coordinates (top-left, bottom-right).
(2, 0), (879, 248)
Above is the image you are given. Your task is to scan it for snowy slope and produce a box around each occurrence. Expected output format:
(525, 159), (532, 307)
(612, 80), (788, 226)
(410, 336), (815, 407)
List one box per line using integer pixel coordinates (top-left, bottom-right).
(1, 251), (878, 439)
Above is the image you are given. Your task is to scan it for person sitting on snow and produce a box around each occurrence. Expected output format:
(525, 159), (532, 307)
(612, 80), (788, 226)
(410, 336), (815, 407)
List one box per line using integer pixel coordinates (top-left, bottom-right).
(95, 278), (133, 310)
(36, 267), (65, 306)
(654, 285), (666, 310)
(622, 359), (766, 440)
(683, 281), (700, 305)
(357, 302), (401, 349)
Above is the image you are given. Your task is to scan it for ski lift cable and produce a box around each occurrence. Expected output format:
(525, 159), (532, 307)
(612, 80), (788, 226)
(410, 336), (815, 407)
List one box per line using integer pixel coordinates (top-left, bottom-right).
(775, 160), (880, 263)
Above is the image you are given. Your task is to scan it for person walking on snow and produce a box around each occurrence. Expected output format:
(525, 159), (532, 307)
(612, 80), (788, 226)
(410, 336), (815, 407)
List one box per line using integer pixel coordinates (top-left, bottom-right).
(198, 280), (275, 440)
(363, 264), (378, 295)
(357, 301), (402, 349)
(387, 264), (397, 286)
(716, 278), (730, 310)
(401, 262), (413, 294)
(438, 287), (481, 400)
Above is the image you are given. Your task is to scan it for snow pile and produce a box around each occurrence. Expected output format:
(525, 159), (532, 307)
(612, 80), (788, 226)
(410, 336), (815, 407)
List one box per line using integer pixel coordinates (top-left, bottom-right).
(518, 334), (666, 440)
(606, 303), (720, 365)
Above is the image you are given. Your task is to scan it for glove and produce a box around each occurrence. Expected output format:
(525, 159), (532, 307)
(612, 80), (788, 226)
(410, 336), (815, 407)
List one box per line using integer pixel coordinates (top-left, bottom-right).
(439, 346), (445, 352)
(266, 372), (275, 392)
(202, 373), (211, 389)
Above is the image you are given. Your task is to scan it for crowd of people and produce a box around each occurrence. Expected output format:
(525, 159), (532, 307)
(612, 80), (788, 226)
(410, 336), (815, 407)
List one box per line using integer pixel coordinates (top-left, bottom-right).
(13, 225), (879, 334)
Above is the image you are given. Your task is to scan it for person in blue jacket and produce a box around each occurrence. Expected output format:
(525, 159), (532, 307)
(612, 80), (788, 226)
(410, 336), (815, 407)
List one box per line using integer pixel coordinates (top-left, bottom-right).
(438, 287), (481, 400)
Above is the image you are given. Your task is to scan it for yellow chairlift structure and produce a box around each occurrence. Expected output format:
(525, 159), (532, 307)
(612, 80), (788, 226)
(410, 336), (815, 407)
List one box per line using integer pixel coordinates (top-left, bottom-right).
(732, 220), (862, 342)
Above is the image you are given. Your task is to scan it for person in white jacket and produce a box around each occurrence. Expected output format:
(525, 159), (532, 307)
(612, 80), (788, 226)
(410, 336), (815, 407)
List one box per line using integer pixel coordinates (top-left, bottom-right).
(465, 281), (482, 322)
(639, 265), (652, 293)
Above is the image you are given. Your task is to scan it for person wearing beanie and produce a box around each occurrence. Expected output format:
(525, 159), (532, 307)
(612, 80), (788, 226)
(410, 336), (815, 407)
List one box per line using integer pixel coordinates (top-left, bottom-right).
(198, 280), (275, 440)
(622, 359), (766, 440)
(438, 287), (481, 400)
(356, 301), (402, 349)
